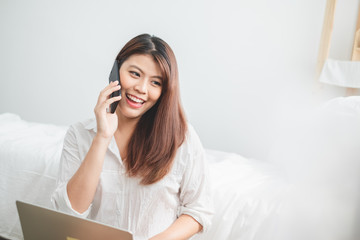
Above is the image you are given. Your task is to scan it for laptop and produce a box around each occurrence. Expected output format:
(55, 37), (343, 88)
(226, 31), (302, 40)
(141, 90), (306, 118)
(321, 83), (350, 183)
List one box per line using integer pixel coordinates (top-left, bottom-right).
(16, 200), (133, 240)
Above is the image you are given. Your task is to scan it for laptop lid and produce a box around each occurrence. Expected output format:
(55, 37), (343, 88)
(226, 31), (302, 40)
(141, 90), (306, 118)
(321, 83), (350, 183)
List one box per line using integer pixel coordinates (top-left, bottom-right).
(16, 200), (133, 240)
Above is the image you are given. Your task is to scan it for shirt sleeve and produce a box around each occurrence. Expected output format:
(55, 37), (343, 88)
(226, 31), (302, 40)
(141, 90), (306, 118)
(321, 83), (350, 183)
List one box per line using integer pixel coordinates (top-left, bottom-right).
(178, 126), (214, 233)
(51, 125), (92, 217)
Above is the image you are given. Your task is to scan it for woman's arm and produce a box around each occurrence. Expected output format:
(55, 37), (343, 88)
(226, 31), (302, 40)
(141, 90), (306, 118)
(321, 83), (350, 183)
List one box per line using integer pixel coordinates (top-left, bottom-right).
(66, 135), (111, 213)
(149, 214), (202, 240)
(66, 81), (121, 213)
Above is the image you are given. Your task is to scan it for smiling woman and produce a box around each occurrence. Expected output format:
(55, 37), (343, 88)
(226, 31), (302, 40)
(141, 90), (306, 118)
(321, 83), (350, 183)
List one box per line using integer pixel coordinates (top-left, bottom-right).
(117, 54), (163, 120)
(51, 34), (213, 240)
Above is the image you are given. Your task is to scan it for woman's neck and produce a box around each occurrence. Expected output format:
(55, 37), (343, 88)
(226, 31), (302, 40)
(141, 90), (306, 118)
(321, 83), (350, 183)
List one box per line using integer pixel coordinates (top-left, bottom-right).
(115, 109), (139, 138)
(114, 109), (139, 160)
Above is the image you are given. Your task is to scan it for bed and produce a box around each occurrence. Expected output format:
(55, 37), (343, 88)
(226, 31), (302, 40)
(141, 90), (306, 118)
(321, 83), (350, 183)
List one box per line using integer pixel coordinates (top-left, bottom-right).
(0, 112), (288, 240)
(1, 96), (359, 240)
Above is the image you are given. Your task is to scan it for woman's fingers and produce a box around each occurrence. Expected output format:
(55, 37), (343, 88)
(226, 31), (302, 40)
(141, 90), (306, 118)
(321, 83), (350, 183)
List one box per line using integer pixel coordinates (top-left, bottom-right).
(97, 81), (121, 103)
(95, 95), (121, 114)
(104, 82), (121, 98)
(106, 95), (122, 105)
(94, 81), (121, 115)
(104, 96), (122, 111)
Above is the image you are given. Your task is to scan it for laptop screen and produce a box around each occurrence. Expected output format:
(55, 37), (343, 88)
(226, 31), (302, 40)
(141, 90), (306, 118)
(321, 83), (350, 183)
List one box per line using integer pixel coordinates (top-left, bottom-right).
(16, 200), (133, 240)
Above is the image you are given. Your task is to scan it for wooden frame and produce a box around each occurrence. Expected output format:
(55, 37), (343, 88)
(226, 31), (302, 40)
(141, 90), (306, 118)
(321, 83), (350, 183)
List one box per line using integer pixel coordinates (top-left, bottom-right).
(316, 0), (337, 79)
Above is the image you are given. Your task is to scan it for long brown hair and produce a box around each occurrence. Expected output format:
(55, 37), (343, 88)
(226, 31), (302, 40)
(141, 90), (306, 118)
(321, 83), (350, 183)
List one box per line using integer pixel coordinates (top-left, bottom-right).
(116, 34), (187, 185)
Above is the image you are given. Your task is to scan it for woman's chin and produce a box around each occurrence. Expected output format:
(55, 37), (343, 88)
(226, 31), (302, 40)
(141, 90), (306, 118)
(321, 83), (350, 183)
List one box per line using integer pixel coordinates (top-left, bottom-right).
(116, 108), (143, 121)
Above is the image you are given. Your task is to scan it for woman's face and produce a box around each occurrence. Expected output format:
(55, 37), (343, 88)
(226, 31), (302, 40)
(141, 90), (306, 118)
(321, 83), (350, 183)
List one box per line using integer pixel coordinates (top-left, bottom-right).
(116, 54), (163, 121)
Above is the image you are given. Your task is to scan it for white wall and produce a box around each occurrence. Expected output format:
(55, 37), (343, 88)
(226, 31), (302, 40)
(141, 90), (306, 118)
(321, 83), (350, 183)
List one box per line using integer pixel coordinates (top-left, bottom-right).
(0, 0), (357, 159)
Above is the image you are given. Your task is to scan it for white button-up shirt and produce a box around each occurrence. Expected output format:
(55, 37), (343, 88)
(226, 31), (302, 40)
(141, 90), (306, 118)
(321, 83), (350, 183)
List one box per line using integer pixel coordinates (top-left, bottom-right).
(51, 118), (213, 240)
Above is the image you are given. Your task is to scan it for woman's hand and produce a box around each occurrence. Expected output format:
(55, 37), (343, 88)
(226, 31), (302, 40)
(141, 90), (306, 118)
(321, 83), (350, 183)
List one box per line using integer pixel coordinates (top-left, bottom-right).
(148, 214), (202, 240)
(93, 80), (122, 140)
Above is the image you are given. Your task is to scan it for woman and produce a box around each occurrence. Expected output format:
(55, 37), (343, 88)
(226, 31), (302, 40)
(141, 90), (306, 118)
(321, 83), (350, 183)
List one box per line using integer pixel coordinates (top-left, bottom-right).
(51, 34), (213, 240)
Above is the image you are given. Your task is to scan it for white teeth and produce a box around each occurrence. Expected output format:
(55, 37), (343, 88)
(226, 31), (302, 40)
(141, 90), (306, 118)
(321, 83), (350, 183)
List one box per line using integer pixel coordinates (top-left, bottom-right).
(127, 94), (144, 103)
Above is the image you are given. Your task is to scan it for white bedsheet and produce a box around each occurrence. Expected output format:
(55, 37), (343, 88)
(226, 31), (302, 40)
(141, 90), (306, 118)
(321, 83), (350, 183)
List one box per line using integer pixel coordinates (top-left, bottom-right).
(0, 113), (286, 240)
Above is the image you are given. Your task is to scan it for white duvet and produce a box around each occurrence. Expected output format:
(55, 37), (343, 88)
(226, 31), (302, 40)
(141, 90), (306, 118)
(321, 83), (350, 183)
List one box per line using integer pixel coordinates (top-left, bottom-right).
(0, 113), (286, 240)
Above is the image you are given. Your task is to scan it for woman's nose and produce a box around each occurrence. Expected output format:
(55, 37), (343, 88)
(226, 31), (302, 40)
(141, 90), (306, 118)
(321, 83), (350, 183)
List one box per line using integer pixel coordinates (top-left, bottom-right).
(134, 78), (147, 94)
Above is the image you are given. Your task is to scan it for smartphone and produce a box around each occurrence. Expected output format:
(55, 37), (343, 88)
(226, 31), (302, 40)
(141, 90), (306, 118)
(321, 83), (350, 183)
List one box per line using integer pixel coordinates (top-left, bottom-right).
(108, 60), (121, 113)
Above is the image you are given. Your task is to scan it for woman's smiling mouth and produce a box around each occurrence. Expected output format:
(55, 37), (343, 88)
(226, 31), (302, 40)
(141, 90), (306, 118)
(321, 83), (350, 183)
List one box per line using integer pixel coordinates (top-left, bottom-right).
(126, 93), (145, 108)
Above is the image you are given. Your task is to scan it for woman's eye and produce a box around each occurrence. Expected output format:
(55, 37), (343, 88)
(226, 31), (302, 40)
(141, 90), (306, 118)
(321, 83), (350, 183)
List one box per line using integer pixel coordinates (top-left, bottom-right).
(152, 80), (162, 87)
(130, 71), (140, 77)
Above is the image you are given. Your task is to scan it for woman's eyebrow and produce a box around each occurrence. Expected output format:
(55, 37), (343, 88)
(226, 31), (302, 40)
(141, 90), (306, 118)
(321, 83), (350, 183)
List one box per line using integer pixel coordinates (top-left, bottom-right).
(129, 65), (163, 81)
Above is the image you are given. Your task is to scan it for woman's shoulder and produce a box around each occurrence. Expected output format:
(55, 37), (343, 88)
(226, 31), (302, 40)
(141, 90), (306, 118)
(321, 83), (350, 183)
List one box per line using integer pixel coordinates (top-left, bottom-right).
(62, 118), (97, 151)
(185, 122), (202, 141)
(64, 118), (97, 142)
(67, 118), (97, 133)
(180, 122), (204, 154)
(172, 123), (207, 174)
